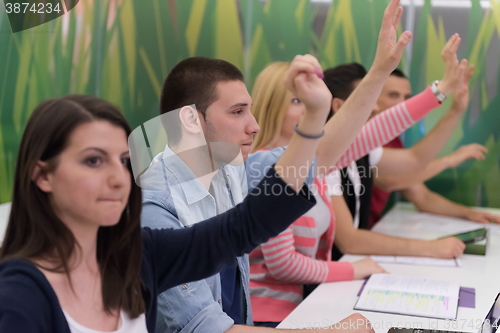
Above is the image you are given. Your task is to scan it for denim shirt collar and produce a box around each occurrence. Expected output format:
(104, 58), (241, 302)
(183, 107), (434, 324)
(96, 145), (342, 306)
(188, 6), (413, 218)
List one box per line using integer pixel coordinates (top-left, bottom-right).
(161, 146), (212, 206)
(161, 146), (234, 205)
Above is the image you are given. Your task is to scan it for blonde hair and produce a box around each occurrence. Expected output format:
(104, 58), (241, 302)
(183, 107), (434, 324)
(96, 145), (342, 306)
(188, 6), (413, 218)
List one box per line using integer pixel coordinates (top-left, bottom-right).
(251, 62), (291, 153)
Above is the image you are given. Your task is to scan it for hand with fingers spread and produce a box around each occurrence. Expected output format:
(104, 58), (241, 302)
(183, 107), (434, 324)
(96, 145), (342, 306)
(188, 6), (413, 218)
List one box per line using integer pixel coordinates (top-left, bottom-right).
(450, 63), (475, 114)
(444, 144), (488, 168)
(371, 0), (413, 75)
(284, 54), (332, 117)
(437, 33), (469, 96)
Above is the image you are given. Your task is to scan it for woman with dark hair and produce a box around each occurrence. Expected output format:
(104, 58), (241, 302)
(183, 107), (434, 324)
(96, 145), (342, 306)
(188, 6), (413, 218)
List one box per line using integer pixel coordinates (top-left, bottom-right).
(0, 93), (323, 333)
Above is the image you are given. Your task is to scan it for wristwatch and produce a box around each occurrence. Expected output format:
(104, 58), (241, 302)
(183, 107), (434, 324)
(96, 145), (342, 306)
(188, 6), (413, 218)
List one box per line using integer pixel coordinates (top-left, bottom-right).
(430, 80), (447, 102)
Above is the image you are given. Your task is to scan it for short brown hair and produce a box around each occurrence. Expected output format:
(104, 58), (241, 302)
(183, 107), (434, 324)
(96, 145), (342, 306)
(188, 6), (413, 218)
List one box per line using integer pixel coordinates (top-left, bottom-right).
(323, 63), (367, 120)
(160, 57), (244, 145)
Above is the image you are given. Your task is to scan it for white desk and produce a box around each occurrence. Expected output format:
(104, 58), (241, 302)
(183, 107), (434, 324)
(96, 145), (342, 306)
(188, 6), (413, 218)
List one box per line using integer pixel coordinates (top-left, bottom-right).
(278, 202), (500, 332)
(0, 202), (10, 243)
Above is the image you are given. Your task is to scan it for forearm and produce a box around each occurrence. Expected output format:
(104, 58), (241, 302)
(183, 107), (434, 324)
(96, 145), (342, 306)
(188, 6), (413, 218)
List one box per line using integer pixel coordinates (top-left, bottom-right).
(331, 194), (416, 256)
(331, 194), (435, 258)
(401, 184), (471, 219)
(337, 227), (432, 257)
(374, 157), (449, 192)
(260, 226), (353, 284)
(276, 112), (326, 191)
(406, 33), (471, 164)
(327, 87), (440, 171)
(317, 69), (390, 172)
(264, 252), (354, 284)
(408, 107), (462, 165)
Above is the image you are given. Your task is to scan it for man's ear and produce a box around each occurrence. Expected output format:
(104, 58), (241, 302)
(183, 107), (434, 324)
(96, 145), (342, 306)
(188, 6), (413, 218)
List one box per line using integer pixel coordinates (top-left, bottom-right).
(178, 106), (202, 135)
(31, 161), (52, 193)
(331, 97), (345, 114)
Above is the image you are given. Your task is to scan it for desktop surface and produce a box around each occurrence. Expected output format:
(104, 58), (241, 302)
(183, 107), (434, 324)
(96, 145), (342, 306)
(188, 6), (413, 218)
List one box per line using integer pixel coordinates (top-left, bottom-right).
(277, 203), (500, 332)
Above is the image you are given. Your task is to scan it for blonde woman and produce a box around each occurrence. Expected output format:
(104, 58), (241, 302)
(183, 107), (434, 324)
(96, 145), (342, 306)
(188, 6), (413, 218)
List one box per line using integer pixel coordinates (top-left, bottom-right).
(248, 60), (464, 325)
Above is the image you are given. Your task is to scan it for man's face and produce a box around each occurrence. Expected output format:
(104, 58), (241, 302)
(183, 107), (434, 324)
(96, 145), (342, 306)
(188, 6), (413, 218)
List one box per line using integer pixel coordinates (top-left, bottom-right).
(373, 75), (412, 118)
(200, 80), (259, 161)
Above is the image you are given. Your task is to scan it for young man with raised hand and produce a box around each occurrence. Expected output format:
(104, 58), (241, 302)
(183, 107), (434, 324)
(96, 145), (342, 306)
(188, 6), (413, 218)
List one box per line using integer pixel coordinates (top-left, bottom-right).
(141, 1), (412, 332)
(322, 35), (498, 260)
(323, 61), (474, 258)
(370, 64), (500, 226)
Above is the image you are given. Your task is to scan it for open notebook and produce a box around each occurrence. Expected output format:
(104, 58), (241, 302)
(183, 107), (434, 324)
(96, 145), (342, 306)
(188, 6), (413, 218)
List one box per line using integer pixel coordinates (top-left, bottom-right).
(354, 274), (460, 320)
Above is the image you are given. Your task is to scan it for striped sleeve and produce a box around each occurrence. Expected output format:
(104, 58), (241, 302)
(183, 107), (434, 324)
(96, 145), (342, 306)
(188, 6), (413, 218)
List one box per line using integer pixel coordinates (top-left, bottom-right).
(335, 87), (440, 169)
(259, 224), (354, 284)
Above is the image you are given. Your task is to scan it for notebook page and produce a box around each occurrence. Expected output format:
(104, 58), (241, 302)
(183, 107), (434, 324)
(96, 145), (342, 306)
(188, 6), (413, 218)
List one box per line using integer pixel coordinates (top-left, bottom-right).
(354, 274), (460, 319)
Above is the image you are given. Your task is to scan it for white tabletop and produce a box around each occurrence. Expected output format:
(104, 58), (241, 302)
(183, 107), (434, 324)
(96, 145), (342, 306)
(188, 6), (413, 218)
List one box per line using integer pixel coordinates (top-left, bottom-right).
(278, 202), (500, 332)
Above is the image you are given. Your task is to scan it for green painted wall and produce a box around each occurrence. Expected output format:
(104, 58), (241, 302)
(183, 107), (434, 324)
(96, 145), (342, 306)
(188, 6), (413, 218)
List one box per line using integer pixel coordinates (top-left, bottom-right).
(0, 0), (499, 208)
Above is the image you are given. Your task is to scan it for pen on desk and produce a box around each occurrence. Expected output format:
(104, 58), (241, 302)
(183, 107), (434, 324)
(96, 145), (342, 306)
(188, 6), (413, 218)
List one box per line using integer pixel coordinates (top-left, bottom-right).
(454, 257), (459, 267)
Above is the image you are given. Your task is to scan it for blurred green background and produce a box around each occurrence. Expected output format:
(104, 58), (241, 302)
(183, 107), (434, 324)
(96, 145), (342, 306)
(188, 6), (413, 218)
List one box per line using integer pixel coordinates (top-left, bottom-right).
(0, 0), (499, 208)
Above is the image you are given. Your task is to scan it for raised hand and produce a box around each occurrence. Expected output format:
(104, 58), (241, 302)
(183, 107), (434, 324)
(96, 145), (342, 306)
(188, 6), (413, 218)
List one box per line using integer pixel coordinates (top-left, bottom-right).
(284, 54), (332, 118)
(437, 33), (469, 96)
(445, 143), (487, 168)
(371, 0), (413, 75)
(450, 63), (475, 113)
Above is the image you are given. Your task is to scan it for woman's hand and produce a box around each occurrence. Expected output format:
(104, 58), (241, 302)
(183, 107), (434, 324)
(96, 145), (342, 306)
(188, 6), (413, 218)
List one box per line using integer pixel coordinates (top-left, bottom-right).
(465, 210), (500, 224)
(426, 237), (465, 259)
(370, 0), (412, 75)
(444, 143), (487, 168)
(284, 54), (332, 120)
(352, 257), (387, 280)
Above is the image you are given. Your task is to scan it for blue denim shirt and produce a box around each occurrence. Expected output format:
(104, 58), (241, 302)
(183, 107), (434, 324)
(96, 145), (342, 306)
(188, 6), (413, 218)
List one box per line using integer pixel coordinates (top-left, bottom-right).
(141, 145), (315, 333)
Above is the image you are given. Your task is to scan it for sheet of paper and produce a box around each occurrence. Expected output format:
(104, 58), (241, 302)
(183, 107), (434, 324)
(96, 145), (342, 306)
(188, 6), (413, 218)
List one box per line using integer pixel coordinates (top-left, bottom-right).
(371, 255), (462, 267)
(490, 224), (500, 236)
(354, 274), (460, 320)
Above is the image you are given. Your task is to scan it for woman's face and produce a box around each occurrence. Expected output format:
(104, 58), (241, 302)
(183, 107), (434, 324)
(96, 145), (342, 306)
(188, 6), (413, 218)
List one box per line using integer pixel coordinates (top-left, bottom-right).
(281, 96), (306, 140)
(39, 121), (131, 231)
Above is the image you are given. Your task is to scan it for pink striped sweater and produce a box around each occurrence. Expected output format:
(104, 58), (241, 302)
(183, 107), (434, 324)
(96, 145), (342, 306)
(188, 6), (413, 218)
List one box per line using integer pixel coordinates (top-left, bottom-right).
(333, 86), (439, 170)
(249, 87), (440, 322)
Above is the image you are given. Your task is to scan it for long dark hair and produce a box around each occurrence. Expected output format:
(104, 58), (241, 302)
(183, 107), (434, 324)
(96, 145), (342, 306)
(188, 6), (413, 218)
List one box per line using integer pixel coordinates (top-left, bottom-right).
(0, 95), (145, 317)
